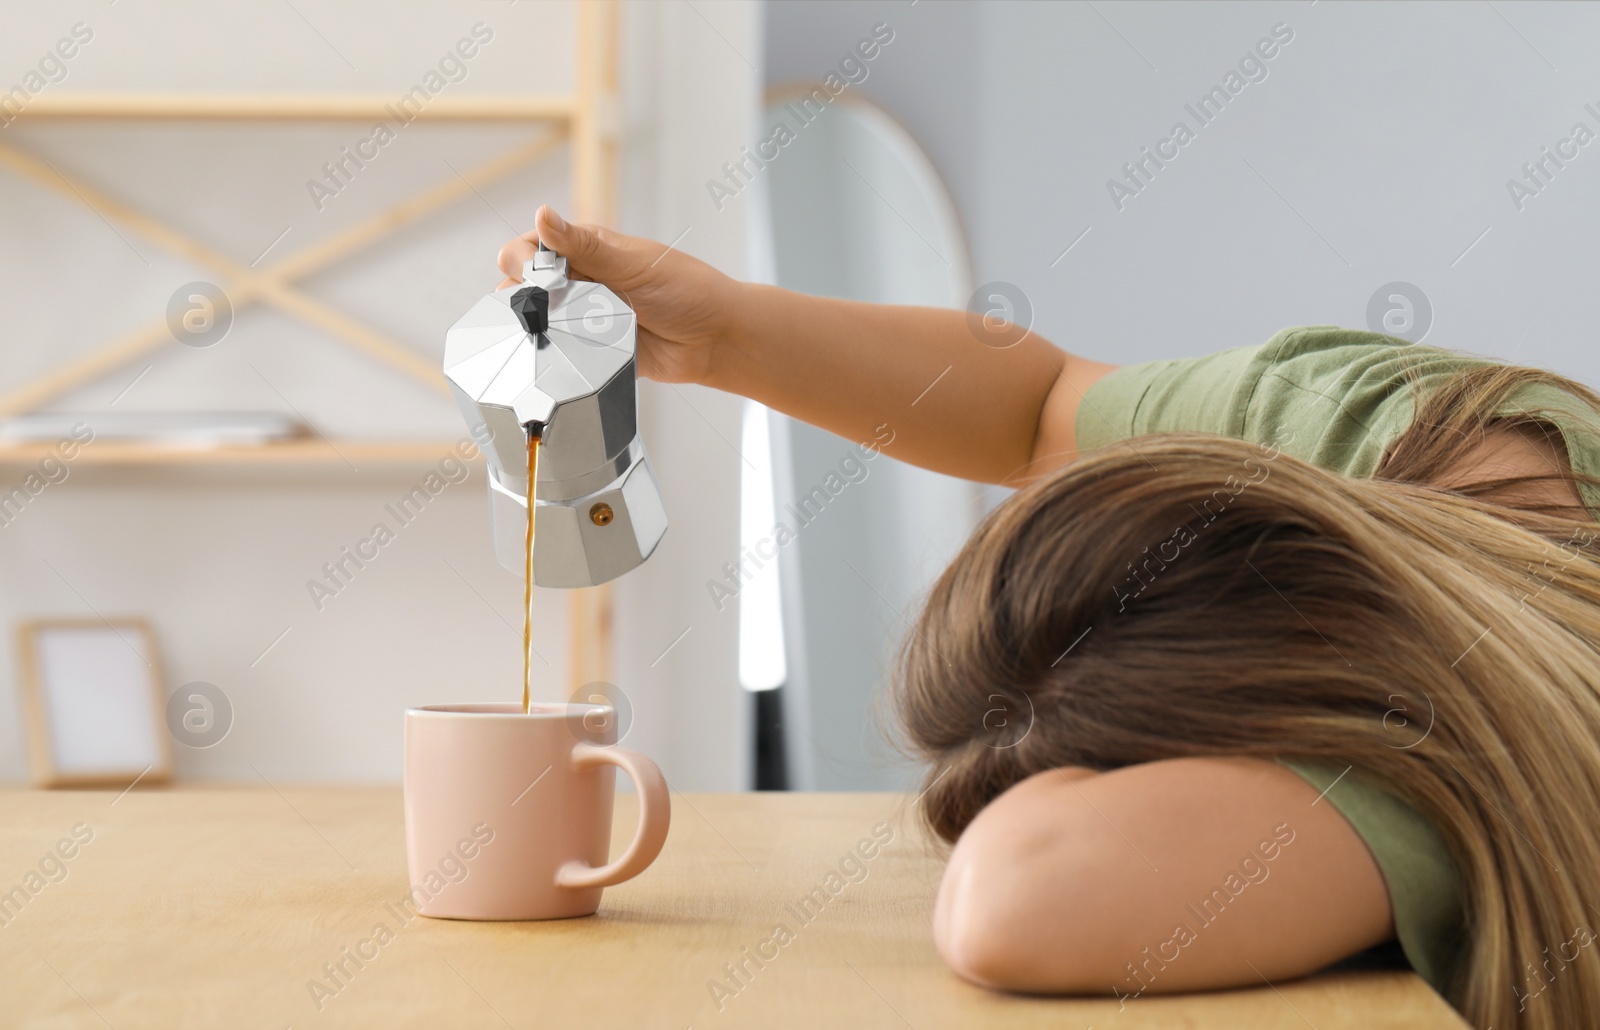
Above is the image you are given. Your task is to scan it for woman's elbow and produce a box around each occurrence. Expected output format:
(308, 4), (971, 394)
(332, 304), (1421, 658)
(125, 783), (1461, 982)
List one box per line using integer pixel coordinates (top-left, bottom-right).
(934, 872), (1010, 989)
(932, 831), (1082, 992)
(934, 871), (1035, 989)
(929, 768), (1144, 994)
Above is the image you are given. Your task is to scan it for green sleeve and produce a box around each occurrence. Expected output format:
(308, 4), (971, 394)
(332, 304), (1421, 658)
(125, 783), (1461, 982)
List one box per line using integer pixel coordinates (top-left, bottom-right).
(1074, 342), (1266, 445)
(1078, 325), (1432, 478)
(1076, 323), (1600, 519)
(1284, 762), (1465, 994)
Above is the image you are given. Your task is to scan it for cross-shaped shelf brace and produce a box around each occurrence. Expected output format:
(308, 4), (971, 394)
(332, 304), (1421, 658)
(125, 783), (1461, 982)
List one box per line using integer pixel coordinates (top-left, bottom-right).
(0, 101), (571, 466)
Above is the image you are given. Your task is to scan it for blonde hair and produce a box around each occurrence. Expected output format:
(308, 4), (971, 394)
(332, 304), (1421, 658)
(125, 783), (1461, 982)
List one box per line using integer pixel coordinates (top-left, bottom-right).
(894, 361), (1600, 1029)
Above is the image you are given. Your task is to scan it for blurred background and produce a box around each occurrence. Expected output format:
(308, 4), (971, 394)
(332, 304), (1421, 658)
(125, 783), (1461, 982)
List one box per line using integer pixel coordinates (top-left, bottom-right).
(2, 0), (1597, 792)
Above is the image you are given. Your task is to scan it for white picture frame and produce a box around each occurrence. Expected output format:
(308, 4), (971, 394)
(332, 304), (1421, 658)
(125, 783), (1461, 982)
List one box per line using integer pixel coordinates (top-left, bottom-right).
(16, 619), (173, 788)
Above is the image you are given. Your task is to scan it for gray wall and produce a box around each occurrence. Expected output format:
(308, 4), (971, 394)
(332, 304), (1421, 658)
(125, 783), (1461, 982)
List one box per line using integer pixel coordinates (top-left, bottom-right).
(768, 0), (1600, 379)
(763, 0), (1600, 786)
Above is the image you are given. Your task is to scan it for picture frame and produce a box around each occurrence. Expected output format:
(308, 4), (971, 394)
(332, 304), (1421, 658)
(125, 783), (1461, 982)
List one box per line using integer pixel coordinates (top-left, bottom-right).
(16, 618), (173, 789)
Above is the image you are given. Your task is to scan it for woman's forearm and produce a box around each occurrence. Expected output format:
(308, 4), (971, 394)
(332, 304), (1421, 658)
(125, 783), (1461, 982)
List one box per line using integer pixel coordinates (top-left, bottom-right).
(933, 761), (1392, 994)
(712, 282), (1111, 486)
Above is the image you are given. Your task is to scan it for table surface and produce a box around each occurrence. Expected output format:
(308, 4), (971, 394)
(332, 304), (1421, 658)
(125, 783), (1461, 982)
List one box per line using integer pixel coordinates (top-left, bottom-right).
(0, 788), (1468, 1030)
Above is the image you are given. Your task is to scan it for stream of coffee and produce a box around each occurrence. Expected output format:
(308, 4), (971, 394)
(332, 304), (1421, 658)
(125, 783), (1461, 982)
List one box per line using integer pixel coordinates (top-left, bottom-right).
(522, 432), (540, 713)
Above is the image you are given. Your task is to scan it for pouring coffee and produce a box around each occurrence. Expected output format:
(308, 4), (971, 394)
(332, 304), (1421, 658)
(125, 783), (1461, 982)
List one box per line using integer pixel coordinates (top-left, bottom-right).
(407, 246), (672, 920)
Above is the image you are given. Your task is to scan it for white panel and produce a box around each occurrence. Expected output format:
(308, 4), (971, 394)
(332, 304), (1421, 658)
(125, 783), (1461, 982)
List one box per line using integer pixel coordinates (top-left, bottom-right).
(605, 0), (758, 791)
(36, 627), (163, 775)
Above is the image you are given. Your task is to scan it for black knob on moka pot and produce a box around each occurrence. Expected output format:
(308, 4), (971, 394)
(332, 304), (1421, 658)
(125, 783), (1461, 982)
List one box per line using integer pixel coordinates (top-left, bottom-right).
(509, 243), (554, 338)
(510, 286), (550, 336)
(443, 245), (666, 587)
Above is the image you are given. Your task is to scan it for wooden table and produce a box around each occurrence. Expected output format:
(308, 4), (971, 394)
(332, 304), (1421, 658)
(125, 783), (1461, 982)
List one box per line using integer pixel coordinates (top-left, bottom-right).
(0, 788), (1467, 1029)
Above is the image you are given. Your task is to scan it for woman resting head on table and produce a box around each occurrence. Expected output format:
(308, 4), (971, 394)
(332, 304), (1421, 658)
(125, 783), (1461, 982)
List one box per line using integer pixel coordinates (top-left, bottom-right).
(499, 207), (1600, 1030)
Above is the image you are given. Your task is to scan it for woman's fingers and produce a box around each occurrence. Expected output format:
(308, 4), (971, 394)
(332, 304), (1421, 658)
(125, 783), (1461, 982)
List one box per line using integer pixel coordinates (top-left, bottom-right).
(497, 233), (539, 282)
(497, 206), (624, 286)
(532, 206), (640, 285)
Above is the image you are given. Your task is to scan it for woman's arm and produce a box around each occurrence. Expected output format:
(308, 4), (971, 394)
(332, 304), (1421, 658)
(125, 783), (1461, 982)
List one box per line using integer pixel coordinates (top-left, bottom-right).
(498, 207), (1116, 486)
(934, 758), (1393, 994)
(717, 286), (1114, 485)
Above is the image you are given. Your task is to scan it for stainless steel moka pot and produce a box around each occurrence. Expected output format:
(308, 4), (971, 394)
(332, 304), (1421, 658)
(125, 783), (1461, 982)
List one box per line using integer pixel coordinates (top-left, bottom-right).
(443, 246), (667, 587)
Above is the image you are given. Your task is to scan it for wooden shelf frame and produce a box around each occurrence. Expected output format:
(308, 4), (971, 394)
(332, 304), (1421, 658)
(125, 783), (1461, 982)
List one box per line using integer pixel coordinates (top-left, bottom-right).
(0, 1), (622, 692)
(0, 0), (617, 471)
(13, 94), (577, 122)
(0, 439), (468, 465)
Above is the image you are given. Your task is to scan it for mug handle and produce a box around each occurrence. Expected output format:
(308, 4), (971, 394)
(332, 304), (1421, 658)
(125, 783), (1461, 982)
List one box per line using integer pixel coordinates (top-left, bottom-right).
(554, 743), (671, 890)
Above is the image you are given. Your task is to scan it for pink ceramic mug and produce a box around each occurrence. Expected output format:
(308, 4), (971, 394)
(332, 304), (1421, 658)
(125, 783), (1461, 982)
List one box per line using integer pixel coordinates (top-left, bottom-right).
(403, 702), (670, 920)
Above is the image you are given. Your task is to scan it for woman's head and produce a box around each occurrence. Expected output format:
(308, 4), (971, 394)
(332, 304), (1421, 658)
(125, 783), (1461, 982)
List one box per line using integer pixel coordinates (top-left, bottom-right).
(894, 428), (1600, 1030)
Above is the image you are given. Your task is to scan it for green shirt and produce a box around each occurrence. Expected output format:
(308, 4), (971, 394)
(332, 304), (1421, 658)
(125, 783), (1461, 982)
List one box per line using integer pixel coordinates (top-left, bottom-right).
(1075, 325), (1600, 994)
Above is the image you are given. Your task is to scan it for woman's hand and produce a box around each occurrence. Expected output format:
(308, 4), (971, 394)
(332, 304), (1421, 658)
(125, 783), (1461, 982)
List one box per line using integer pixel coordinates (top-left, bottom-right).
(497, 206), (740, 385)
